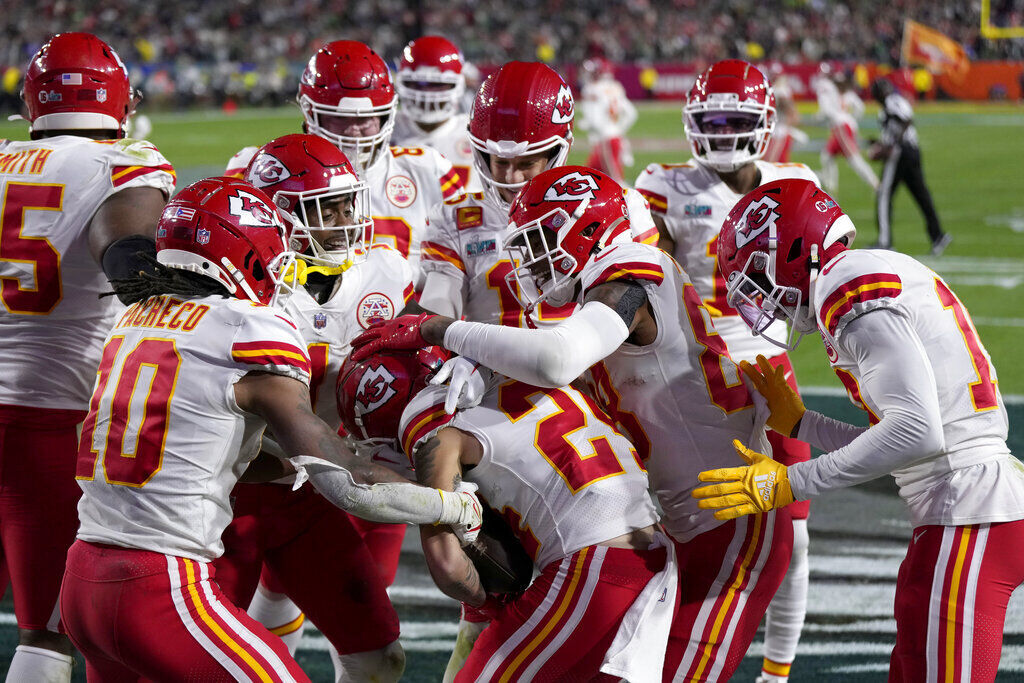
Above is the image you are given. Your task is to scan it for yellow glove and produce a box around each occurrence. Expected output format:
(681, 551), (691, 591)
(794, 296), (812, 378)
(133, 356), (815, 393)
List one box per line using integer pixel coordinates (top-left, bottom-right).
(739, 354), (805, 438)
(692, 440), (794, 520)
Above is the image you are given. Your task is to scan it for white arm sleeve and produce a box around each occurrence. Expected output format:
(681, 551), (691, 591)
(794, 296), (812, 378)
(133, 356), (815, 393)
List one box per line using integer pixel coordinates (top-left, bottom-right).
(290, 456), (448, 525)
(787, 310), (945, 499)
(442, 301), (629, 388)
(795, 410), (867, 453)
(419, 269), (466, 318)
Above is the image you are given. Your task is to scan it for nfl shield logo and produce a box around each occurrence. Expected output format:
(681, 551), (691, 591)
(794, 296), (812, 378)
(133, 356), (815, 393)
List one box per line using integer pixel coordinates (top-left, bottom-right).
(196, 228), (211, 245)
(313, 312), (327, 329)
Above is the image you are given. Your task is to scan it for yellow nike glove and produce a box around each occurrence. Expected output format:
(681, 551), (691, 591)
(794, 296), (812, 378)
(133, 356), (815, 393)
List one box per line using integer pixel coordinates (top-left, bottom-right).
(739, 354), (805, 438)
(692, 440), (794, 521)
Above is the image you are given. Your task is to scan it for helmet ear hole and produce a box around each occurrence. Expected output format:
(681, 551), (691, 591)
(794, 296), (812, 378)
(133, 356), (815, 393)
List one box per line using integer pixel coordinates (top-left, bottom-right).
(786, 237), (803, 263)
(581, 222), (598, 238)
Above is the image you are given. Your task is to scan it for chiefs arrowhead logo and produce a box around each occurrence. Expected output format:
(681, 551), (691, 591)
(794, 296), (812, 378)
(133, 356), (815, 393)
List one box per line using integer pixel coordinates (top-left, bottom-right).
(735, 196), (781, 249)
(544, 171), (599, 202)
(355, 364), (398, 414)
(248, 154), (291, 188)
(228, 190), (278, 227)
(551, 84), (574, 124)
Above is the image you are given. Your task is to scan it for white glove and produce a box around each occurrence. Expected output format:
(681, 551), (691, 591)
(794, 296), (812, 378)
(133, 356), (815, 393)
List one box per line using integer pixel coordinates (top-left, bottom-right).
(438, 481), (483, 545)
(432, 356), (486, 414)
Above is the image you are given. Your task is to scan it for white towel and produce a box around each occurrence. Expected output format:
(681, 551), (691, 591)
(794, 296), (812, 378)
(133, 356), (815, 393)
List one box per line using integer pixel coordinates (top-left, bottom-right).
(600, 532), (679, 682)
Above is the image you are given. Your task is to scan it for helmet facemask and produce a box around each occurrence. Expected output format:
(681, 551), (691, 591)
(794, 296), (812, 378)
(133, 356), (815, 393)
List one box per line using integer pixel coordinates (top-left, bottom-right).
(299, 96), (396, 173)
(396, 71), (465, 124)
(470, 135), (572, 202)
(684, 100), (775, 173)
(275, 179), (372, 271)
(503, 202), (588, 310)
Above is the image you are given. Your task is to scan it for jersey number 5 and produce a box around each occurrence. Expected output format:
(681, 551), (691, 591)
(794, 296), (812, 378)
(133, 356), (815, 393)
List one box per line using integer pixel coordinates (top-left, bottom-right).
(0, 182), (63, 314)
(77, 336), (182, 486)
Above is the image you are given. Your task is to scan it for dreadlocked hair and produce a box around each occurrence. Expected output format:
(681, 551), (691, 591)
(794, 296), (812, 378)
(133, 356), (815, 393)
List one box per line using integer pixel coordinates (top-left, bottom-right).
(104, 252), (231, 304)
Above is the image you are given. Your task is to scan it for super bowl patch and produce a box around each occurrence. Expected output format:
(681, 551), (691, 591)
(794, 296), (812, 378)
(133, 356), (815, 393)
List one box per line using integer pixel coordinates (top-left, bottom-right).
(357, 292), (395, 329)
(466, 239), (496, 257)
(386, 175), (417, 208)
(684, 204), (712, 217)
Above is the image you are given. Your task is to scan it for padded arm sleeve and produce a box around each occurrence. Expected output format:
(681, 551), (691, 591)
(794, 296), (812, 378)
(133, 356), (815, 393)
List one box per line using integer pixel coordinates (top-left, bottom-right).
(787, 310), (945, 499)
(418, 269), (466, 319)
(443, 301), (629, 388)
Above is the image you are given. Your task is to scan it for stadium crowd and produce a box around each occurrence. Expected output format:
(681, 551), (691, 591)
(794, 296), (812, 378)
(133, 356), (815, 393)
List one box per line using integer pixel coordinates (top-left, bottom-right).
(0, 0), (1021, 111)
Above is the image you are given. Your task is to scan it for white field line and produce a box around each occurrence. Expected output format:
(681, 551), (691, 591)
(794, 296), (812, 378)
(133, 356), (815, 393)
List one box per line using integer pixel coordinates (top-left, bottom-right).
(802, 386), (1024, 405)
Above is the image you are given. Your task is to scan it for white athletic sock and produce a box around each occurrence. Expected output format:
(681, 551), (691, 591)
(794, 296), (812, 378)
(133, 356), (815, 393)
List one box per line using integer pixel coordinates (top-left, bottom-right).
(331, 640), (405, 683)
(762, 518), (810, 671)
(6, 645), (74, 683)
(247, 584), (306, 655)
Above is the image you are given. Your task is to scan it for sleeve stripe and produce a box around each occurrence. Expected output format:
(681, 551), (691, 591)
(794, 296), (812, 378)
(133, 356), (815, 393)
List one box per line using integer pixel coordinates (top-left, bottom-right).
(439, 169), (463, 198)
(635, 226), (659, 246)
(593, 261), (665, 287)
(230, 341), (309, 369)
(401, 404), (453, 457)
(636, 188), (668, 213)
(820, 274), (903, 335)
(403, 283), (414, 304)
(421, 241), (466, 272)
(111, 163), (176, 187)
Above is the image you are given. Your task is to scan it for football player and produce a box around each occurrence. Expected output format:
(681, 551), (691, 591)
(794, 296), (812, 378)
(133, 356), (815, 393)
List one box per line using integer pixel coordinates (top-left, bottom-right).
(225, 41), (463, 289)
(0, 32), (175, 681)
(578, 57), (637, 185)
(414, 61), (658, 328)
(351, 167), (795, 682)
(635, 59), (816, 683)
(812, 64), (878, 193)
(216, 134), (414, 680)
(60, 177), (482, 681)
(391, 36), (481, 193)
(696, 178), (1024, 682)
(338, 349), (677, 682)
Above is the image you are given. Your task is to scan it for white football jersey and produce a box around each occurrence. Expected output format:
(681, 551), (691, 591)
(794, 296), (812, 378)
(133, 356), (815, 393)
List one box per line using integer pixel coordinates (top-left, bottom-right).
(392, 111), (481, 193)
(420, 186), (659, 326)
(283, 245), (413, 426)
(580, 78), (637, 142)
(812, 249), (1022, 525)
(0, 136), (176, 411)
(399, 379), (658, 569)
(364, 145), (463, 287)
(577, 241), (769, 542)
(635, 159), (819, 362)
(75, 296), (310, 560)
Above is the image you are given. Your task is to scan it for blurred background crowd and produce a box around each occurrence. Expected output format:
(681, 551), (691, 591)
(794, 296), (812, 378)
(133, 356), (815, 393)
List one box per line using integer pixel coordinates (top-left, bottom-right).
(1, 0), (1022, 111)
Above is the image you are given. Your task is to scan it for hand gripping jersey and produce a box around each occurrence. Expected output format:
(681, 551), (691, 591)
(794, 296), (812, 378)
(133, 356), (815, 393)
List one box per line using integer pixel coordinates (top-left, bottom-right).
(578, 241), (769, 542)
(420, 186), (659, 326)
(636, 159), (818, 361)
(0, 137), (175, 411)
(284, 244), (413, 426)
(392, 110), (481, 193)
(399, 379), (658, 569)
(807, 249), (1023, 526)
(75, 296), (310, 560)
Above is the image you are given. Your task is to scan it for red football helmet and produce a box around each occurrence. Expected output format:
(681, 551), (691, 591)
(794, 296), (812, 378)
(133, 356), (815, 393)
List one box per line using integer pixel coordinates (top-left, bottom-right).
(396, 36), (465, 125)
(468, 62), (574, 196)
(580, 57), (614, 83)
(245, 134), (372, 268)
(684, 59), (776, 173)
(717, 179), (857, 349)
(504, 166), (633, 309)
(337, 347), (449, 448)
(22, 32), (134, 136)
(297, 40), (396, 172)
(155, 177), (296, 307)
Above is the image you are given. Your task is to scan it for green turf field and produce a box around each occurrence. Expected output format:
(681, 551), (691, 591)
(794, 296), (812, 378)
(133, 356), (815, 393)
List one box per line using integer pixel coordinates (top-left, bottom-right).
(0, 101), (1022, 680)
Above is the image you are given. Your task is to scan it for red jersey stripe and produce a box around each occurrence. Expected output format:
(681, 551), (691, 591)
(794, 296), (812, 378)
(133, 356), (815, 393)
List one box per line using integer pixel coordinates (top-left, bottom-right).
(820, 273), (903, 336)
(592, 260), (665, 287)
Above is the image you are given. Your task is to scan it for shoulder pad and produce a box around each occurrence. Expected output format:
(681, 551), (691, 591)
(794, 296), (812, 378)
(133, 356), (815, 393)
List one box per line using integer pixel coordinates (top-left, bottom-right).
(398, 384), (454, 458)
(816, 251), (903, 339)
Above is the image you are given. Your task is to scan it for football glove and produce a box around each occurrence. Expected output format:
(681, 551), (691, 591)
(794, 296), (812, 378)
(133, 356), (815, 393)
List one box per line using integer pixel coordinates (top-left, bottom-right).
(438, 481), (483, 544)
(349, 313), (436, 362)
(739, 355), (806, 438)
(692, 440), (794, 520)
(431, 356), (486, 414)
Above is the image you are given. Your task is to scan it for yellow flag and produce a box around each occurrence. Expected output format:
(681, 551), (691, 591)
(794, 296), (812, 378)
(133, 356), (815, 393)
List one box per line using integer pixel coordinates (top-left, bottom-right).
(901, 20), (970, 82)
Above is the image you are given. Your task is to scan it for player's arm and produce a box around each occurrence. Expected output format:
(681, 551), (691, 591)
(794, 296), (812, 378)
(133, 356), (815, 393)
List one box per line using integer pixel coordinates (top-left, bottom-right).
(88, 187), (168, 297)
(650, 213), (676, 254)
(405, 269), (467, 318)
(433, 279), (648, 387)
(785, 309), (944, 498)
(415, 428), (487, 607)
(238, 449), (296, 483)
(233, 371), (482, 529)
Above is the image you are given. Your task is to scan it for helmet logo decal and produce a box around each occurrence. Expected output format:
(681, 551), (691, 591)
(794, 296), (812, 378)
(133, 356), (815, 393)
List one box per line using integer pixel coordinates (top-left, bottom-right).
(551, 85), (574, 124)
(96, 89), (107, 103)
(249, 154), (291, 188)
(735, 195), (781, 249)
(229, 191), (278, 227)
(544, 171), (598, 202)
(355, 363), (398, 414)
